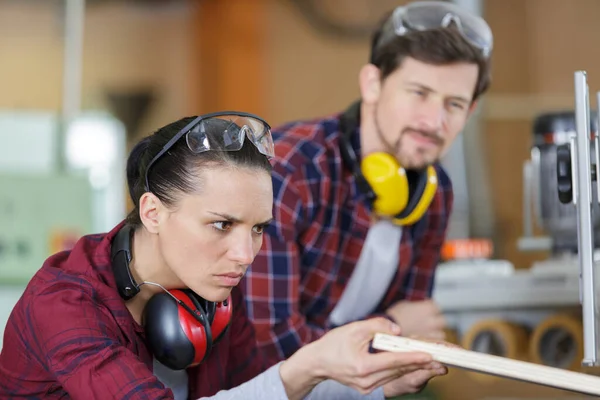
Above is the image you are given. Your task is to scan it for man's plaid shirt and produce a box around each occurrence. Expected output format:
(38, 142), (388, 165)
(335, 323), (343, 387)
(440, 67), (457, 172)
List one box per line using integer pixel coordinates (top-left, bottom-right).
(240, 104), (454, 366)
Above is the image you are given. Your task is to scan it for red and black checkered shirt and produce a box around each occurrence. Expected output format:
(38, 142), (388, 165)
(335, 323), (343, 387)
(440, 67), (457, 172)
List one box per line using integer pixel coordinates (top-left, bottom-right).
(0, 222), (265, 399)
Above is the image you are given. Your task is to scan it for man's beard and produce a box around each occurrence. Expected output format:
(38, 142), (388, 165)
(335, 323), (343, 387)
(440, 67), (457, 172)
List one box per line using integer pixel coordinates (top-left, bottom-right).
(400, 130), (443, 168)
(373, 111), (443, 170)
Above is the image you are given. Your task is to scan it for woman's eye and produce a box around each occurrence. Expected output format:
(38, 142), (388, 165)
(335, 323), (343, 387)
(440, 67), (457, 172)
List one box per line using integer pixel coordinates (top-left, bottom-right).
(253, 225), (266, 234)
(212, 221), (232, 231)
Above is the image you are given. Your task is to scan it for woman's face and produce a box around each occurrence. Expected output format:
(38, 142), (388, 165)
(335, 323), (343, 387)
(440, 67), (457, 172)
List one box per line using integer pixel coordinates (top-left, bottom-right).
(156, 165), (273, 302)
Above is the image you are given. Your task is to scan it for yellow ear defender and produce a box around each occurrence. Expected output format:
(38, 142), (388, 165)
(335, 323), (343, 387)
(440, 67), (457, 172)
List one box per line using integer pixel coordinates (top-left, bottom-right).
(338, 101), (438, 226)
(360, 152), (438, 225)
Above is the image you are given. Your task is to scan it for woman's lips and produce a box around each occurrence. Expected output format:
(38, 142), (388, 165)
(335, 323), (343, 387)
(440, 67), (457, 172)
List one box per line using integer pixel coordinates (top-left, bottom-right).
(214, 272), (243, 286)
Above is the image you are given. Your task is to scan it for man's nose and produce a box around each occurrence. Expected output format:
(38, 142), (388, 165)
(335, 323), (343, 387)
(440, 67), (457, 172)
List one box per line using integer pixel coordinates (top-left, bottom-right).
(416, 100), (445, 132)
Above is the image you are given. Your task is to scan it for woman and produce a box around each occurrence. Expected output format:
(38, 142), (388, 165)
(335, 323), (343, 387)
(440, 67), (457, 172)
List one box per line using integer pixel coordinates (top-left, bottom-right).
(0, 112), (447, 399)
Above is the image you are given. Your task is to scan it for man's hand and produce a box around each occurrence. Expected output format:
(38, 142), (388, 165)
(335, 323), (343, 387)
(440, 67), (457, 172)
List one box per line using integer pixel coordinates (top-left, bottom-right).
(385, 299), (446, 340)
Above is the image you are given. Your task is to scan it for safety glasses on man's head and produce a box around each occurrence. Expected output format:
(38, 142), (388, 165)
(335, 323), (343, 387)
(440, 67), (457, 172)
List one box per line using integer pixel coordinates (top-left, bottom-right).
(144, 112), (274, 192)
(376, 1), (493, 58)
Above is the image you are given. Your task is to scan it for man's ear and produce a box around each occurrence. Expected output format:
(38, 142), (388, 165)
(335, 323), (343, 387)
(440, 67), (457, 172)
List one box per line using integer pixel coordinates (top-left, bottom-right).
(359, 64), (382, 104)
(139, 192), (162, 234)
(468, 100), (479, 116)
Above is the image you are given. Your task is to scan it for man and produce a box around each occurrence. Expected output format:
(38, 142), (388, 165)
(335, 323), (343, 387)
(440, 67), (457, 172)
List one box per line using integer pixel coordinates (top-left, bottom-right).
(240, 0), (493, 367)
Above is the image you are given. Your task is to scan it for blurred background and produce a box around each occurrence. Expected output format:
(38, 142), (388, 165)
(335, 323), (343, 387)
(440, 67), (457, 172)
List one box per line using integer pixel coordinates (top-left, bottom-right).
(2, 0), (600, 398)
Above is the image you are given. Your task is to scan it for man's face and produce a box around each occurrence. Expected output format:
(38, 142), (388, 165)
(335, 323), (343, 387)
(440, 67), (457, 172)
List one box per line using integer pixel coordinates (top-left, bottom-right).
(364, 57), (479, 169)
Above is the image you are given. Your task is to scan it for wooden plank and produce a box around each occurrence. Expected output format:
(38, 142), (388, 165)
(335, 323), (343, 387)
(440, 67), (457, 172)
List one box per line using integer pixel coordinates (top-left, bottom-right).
(372, 333), (600, 397)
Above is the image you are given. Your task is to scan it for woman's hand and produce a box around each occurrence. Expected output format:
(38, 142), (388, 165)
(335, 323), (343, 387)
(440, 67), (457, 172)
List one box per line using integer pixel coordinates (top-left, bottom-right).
(381, 361), (447, 397)
(279, 317), (435, 399)
(382, 335), (460, 397)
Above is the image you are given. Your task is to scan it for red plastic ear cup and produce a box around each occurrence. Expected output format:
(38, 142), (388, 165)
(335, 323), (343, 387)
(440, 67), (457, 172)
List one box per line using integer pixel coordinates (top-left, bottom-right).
(171, 289), (211, 366)
(210, 295), (233, 343)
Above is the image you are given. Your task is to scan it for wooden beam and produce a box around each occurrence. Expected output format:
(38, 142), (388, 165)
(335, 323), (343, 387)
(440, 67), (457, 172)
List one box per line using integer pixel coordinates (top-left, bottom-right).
(372, 333), (600, 397)
(193, 0), (268, 117)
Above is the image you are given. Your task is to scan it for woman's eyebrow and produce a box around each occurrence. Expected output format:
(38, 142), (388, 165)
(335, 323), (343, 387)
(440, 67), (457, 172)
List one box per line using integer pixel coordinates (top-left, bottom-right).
(207, 211), (241, 223)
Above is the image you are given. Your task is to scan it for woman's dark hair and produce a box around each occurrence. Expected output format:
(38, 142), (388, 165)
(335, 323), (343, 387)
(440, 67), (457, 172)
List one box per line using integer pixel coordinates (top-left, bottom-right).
(125, 116), (273, 227)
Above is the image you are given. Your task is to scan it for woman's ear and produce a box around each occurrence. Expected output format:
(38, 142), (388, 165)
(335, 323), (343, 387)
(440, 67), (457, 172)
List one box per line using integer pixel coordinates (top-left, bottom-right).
(359, 64), (382, 104)
(139, 192), (162, 234)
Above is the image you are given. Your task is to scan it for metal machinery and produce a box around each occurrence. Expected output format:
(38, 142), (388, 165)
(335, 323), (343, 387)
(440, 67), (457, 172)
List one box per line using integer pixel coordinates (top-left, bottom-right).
(432, 72), (600, 374)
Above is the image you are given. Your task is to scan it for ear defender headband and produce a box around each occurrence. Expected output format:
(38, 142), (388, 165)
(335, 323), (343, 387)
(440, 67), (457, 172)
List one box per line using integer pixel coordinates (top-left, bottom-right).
(339, 101), (438, 226)
(111, 225), (232, 370)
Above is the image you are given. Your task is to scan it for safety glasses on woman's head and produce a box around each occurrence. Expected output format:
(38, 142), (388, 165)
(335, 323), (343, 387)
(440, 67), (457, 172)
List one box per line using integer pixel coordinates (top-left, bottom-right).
(376, 1), (493, 58)
(144, 112), (274, 192)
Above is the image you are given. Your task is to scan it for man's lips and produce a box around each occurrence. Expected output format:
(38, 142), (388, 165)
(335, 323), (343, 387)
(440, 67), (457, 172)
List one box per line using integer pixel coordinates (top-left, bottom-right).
(408, 131), (441, 147)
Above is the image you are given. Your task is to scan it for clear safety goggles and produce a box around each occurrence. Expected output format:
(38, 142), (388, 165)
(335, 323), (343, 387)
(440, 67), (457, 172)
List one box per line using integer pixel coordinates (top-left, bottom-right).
(376, 1), (493, 58)
(144, 112), (274, 191)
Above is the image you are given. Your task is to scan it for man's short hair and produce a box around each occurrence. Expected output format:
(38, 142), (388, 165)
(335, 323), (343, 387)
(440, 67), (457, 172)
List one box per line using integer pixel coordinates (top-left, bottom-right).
(369, 9), (492, 103)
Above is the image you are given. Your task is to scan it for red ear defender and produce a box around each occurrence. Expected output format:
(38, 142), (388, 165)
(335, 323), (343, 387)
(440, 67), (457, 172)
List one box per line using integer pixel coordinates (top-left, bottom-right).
(173, 290), (212, 367)
(210, 296), (233, 343)
(142, 289), (233, 370)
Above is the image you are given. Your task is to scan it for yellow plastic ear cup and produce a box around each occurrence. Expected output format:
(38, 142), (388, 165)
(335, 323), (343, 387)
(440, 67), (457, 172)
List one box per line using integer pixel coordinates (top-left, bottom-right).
(360, 152), (408, 216)
(391, 165), (438, 226)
